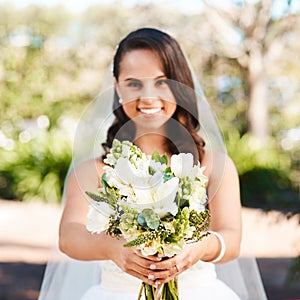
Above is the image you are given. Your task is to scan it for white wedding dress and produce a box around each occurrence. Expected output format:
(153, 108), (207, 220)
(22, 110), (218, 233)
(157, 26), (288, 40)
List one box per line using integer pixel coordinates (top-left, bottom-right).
(80, 260), (240, 299)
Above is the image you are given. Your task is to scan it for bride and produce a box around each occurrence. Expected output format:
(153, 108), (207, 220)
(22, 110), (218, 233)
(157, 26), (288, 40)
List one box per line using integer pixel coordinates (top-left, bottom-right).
(38, 28), (267, 299)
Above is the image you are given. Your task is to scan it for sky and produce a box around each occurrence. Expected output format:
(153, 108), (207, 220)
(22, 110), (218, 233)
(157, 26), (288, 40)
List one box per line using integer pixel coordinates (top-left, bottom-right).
(0, 0), (299, 17)
(0, 0), (204, 13)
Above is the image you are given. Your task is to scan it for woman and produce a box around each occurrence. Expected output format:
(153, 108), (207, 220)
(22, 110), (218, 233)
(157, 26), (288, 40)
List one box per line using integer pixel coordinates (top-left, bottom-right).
(39, 28), (266, 299)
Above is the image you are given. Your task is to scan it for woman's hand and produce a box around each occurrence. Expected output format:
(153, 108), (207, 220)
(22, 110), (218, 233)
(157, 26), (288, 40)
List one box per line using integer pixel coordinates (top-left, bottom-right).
(108, 238), (163, 286)
(142, 242), (204, 285)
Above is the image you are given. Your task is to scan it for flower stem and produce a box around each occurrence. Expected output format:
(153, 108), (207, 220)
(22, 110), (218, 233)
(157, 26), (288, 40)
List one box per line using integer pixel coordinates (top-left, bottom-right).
(154, 283), (163, 300)
(137, 282), (144, 300)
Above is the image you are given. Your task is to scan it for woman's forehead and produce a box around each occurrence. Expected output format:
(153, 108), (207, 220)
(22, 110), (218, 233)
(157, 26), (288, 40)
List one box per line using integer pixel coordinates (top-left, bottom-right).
(118, 49), (165, 80)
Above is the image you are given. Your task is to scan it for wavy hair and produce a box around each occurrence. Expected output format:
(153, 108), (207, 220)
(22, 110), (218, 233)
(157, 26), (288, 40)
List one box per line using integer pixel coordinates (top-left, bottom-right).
(102, 28), (205, 162)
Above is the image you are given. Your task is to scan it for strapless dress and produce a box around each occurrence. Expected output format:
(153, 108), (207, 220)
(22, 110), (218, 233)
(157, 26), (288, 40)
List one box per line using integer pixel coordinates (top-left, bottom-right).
(81, 260), (240, 299)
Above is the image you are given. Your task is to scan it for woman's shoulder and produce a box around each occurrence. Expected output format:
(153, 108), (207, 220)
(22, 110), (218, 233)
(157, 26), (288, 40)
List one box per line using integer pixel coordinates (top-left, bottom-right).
(70, 157), (106, 182)
(201, 150), (237, 177)
(202, 150), (235, 163)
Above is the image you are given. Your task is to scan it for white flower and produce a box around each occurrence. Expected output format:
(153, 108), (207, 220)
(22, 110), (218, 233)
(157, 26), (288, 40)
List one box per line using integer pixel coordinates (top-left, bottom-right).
(140, 240), (161, 256)
(132, 188), (154, 205)
(121, 144), (131, 157)
(120, 225), (141, 241)
(184, 226), (196, 239)
(162, 221), (176, 233)
(115, 157), (163, 189)
(189, 203), (206, 212)
(153, 177), (179, 216)
(188, 181), (208, 209)
(149, 159), (166, 173)
(163, 241), (184, 257)
(86, 203), (113, 234)
(171, 153), (194, 178)
(191, 163), (208, 183)
(129, 177), (179, 217)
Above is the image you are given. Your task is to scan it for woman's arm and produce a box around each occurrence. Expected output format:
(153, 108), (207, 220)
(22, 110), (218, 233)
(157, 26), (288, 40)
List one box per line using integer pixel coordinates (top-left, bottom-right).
(58, 159), (161, 286)
(59, 159), (115, 260)
(201, 152), (242, 263)
(145, 152), (242, 285)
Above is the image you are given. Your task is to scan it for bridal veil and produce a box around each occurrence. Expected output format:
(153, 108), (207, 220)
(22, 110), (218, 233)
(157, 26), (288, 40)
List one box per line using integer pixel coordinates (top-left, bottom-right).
(38, 28), (267, 300)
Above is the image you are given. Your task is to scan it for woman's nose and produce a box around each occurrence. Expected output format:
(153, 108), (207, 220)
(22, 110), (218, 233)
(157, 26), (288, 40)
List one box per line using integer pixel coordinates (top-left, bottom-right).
(139, 95), (159, 102)
(139, 81), (158, 101)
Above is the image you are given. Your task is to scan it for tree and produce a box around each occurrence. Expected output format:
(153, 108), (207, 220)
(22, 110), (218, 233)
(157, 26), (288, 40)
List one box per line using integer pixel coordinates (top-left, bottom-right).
(201, 0), (299, 144)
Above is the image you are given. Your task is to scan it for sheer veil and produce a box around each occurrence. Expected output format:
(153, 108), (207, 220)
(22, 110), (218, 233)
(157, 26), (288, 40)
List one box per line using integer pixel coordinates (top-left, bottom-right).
(38, 41), (267, 300)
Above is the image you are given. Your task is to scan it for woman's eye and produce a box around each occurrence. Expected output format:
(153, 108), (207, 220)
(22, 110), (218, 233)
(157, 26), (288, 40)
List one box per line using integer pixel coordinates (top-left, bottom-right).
(128, 81), (142, 88)
(156, 79), (167, 86)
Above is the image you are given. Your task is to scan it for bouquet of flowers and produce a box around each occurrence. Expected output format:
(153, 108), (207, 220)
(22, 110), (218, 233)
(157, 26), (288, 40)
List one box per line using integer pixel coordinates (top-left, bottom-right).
(85, 139), (211, 300)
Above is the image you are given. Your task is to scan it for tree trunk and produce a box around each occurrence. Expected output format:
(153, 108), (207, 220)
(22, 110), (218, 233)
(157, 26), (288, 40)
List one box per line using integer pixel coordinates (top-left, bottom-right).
(247, 45), (269, 144)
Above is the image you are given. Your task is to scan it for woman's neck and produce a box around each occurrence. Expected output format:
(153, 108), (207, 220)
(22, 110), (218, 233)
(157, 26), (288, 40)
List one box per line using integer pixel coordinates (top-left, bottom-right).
(134, 133), (169, 156)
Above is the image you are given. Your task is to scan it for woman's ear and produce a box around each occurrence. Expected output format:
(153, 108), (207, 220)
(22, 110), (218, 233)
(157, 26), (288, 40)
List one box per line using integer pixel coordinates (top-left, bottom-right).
(115, 82), (123, 104)
(115, 79), (120, 96)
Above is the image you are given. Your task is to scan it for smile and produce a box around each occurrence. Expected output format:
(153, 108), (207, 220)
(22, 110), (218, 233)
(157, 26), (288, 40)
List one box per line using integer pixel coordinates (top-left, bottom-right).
(139, 108), (162, 115)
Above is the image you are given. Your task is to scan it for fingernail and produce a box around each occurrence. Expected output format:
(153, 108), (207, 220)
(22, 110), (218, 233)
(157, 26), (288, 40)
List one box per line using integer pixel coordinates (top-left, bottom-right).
(148, 274), (155, 280)
(150, 264), (156, 270)
(156, 257), (162, 261)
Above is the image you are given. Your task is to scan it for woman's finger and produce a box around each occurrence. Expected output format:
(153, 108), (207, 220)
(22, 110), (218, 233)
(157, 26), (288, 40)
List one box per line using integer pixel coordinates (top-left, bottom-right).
(134, 250), (163, 262)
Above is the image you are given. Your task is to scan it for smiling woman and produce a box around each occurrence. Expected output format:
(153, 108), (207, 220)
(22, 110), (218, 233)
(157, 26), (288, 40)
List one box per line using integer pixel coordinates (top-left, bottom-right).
(38, 27), (267, 300)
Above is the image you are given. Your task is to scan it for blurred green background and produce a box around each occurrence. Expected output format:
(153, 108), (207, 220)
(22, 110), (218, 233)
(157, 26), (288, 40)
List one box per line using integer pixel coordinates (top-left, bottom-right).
(0, 0), (299, 215)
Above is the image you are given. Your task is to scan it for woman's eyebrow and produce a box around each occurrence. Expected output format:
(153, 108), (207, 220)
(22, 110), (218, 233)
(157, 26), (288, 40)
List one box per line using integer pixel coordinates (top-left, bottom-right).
(124, 77), (140, 81)
(124, 75), (166, 81)
(155, 75), (167, 79)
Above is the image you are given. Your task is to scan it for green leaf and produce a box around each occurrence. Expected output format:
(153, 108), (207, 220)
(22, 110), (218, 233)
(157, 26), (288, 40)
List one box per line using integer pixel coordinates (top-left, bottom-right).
(85, 191), (106, 202)
(146, 217), (160, 230)
(123, 230), (160, 247)
(163, 167), (174, 182)
(137, 213), (147, 227)
(151, 150), (168, 165)
(151, 150), (161, 162)
(142, 208), (160, 229)
(164, 236), (177, 243)
(148, 165), (156, 175)
(161, 154), (168, 165)
(101, 173), (110, 188)
(165, 166), (172, 173)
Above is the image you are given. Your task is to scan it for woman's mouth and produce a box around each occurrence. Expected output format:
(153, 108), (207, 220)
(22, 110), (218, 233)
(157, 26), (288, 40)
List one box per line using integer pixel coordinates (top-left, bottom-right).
(139, 107), (162, 115)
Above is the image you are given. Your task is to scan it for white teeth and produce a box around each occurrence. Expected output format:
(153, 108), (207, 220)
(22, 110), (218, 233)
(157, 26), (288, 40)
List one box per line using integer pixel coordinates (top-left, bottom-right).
(140, 108), (161, 114)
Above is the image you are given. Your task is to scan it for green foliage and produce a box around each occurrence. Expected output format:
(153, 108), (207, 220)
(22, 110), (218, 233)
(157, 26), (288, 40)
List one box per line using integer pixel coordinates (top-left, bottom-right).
(189, 209), (211, 240)
(0, 130), (71, 203)
(225, 129), (299, 213)
(137, 209), (160, 230)
(151, 150), (168, 165)
(123, 230), (161, 248)
(0, 2), (299, 212)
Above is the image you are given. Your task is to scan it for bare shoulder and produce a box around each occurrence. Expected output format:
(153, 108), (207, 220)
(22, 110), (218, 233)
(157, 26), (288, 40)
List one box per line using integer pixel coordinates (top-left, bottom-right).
(68, 157), (106, 190)
(201, 150), (238, 178)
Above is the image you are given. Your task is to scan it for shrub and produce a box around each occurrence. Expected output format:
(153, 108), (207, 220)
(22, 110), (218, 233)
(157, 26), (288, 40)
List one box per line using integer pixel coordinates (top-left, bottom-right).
(225, 130), (299, 213)
(0, 129), (71, 203)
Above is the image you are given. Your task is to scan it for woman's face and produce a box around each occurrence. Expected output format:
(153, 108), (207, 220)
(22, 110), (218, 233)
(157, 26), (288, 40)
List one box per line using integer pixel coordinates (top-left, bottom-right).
(116, 49), (177, 131)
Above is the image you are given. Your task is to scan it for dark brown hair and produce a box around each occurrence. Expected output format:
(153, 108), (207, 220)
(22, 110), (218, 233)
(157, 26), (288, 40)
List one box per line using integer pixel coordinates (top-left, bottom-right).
(102, 28), (205, 162)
